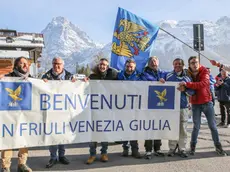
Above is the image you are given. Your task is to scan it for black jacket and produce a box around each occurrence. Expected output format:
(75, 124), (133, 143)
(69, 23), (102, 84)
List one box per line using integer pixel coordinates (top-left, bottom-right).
(215, 77), (230, 102)
(89, 68), (118, 80)
(5, 71), (32, 78)
(42, 69), (73, 80)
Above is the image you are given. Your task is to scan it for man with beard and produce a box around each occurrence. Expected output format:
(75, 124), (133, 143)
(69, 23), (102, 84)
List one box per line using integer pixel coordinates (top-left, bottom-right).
(179, 56), (227, 156)
(42, 57), (74, 168)
(1, 56), (32, 172)
(140, 56), (167, 159)
(86, 58), (118, 164)
(117, 59), (141, 159)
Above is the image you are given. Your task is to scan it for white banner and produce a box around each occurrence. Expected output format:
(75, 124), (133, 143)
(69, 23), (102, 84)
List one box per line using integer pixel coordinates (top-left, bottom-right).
(0, 78), (181, 149)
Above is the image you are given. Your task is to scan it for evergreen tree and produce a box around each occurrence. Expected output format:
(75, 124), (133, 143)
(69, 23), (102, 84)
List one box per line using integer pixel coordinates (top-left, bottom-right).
(85, 64), (91, 76)
(75, 62), (80, 73)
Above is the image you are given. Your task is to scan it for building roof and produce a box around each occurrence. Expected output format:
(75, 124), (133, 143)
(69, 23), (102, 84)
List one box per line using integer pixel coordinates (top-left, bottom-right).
(0, 50), (29, 58)
(0, 31), (44, 48)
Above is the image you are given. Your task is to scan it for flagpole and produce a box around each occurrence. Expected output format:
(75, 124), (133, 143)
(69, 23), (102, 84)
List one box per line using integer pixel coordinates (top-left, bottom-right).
(159, 28), (211, 61)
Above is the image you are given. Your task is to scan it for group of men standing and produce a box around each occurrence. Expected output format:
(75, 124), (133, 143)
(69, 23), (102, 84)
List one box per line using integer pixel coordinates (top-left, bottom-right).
(0, 56), (229, 172)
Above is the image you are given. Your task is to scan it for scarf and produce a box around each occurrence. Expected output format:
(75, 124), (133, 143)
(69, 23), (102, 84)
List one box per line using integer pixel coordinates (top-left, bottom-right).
(187, 68), (199, 81)
(51, 69), (66, 80)
(13, 69), (30, 79)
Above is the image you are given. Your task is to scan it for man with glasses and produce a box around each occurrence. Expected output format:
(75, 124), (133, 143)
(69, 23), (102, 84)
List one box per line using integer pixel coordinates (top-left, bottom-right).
(42, 57), (74, 168)
(179, 56), (227, 156)
(86, 58), (118, 164)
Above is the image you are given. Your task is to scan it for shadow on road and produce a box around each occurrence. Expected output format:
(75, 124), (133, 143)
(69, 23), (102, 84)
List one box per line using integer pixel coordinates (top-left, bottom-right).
(8, 148), (230, 172)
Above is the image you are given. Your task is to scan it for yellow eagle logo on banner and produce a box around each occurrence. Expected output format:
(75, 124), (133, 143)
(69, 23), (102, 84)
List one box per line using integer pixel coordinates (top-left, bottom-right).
(5, 85), (22, 103)
(154, 89), (167, 106)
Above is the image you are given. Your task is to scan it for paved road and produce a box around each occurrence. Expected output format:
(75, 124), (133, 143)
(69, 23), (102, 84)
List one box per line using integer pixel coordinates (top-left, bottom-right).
(5, 105), (230, 172)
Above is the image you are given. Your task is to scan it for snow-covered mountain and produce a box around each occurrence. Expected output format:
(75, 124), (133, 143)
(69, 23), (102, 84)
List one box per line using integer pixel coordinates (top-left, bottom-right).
(40, 16), (230, 75)
(40, 16), (104, 72)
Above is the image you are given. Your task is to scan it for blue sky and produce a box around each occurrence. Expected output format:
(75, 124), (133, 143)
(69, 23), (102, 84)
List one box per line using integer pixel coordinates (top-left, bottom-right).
(1, 0), (229, 43)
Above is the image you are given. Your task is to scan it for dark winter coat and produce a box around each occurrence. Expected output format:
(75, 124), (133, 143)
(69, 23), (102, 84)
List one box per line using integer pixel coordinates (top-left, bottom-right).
(5, 71), (32, 78)
(215, 77), (230, 102)
(89, 67), (118, 80)
(42, 69), (73, 80)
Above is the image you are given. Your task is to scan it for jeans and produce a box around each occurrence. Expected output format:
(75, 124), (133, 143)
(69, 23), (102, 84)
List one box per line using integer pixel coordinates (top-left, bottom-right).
(49, 145), (65, 160)
(89, 142), (108, 156)
(122, 140), (139, 151)
(211, 90), (215, 106)
(191, 101), (221, 146)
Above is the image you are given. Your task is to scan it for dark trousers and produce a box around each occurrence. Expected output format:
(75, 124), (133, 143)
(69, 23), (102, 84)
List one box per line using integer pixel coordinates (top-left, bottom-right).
(49, 145), (65, 160)
(144, 140), (162, 152)
(122, 140), (138, 151)
(89, 142), (108, 156)
(220, 101), (230, 124)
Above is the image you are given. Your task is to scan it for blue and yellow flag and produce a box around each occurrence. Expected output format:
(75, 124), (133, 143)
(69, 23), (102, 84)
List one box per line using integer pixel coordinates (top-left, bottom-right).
(110, 7), (159, 72)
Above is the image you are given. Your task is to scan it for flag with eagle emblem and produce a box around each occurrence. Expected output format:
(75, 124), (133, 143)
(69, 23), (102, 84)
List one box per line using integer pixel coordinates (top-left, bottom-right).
(110, 7), (159, 72)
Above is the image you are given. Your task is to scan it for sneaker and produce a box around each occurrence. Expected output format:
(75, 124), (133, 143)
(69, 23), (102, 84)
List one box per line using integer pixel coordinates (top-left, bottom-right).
(17, 164), (32, 172)
(168, 149), (176, 157)
(154, 150), (165, 157)
(1, 168), (10, 172)
(216, 145), (228, 156)
(86, 156), (96, 165)
(100, 154), (108, 162)
(122, 149), (129, 157)
(131, 150), (141, 159)
(217, 122), (225, 127)
(144, 151), (152, 159)
(190, 145), (196, 155)
(225, 124), (230, 128)
(178, 150), (188, 158)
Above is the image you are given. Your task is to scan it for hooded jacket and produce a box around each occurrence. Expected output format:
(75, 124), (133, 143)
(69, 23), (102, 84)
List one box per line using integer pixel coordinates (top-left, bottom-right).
(186, 66), (212, 104)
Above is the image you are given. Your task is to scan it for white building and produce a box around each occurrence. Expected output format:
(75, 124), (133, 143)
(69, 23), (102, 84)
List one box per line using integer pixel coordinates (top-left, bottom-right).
(0, 29), (44, 76)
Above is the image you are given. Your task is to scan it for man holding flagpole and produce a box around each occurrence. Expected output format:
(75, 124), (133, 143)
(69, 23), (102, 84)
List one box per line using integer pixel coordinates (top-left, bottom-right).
(110, 7), (161, 159)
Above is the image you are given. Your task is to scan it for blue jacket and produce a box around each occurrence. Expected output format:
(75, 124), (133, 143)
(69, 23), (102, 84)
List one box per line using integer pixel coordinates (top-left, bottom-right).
(140, 67), (167, 81)
(210, 74), (215, 92)
(117, 70), (140, 81)
(166, 70), (195, 109)
(215, 77), (230, 102)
